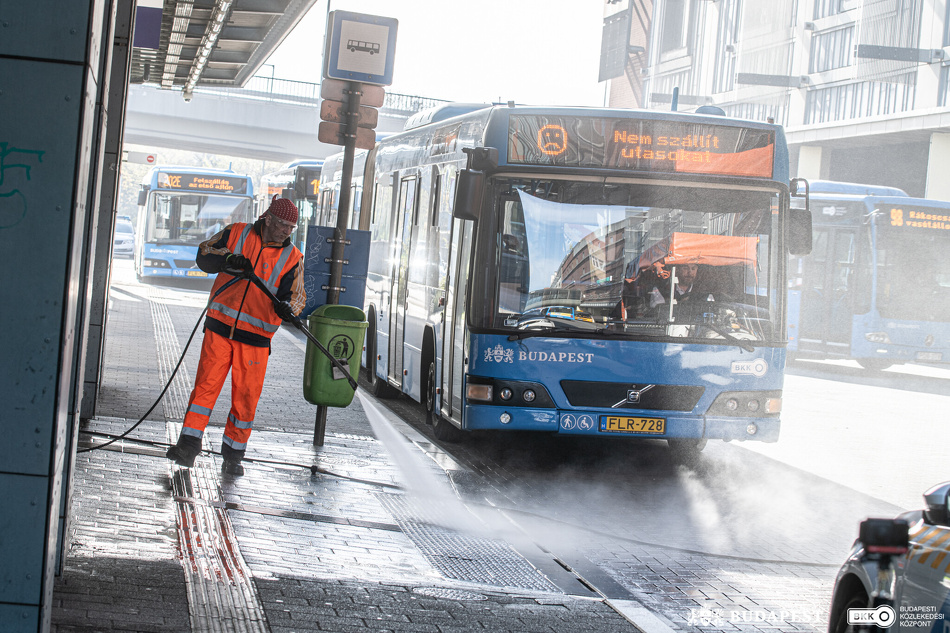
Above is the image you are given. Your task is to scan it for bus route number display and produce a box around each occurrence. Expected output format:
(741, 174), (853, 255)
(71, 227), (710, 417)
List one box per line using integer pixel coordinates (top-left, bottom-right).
(156, 172), (248, 194)
(886, 206), (950, 232)
(508, 115), (775, 178)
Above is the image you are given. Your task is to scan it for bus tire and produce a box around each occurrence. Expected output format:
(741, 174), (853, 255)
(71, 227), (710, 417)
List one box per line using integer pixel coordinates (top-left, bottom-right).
(668, 438), (706, 465)
(366, 312), (397, 399)
(423, 340), (437, 424)
(432, 413), (464, 443)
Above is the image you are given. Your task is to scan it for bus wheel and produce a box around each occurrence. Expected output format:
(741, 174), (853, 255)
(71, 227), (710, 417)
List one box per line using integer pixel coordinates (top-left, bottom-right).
(668, 438), (706, 465)
(366, 318), (397, 399)
(858, 358), (893, 371)
(433, 414), (464, 443)
(425, 357), (437, 423)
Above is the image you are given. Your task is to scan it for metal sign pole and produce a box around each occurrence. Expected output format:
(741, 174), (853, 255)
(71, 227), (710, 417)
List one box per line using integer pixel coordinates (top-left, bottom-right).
(314, 81), (362, 447)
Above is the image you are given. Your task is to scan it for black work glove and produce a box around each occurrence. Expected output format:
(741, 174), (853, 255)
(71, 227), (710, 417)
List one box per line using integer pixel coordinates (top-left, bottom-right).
(275, 300), (296, 322)
(223, 253), (253, 277)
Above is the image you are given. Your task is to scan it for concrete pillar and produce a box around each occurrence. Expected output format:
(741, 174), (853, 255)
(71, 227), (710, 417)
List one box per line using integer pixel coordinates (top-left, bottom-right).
(797, 145), (824, 181)
(0, 1), (112, 630)
(926, 132), (950, 202)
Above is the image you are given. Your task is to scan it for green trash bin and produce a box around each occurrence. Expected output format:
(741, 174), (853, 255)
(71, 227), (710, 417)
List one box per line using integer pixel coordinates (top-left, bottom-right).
(302, 304), (368, 407)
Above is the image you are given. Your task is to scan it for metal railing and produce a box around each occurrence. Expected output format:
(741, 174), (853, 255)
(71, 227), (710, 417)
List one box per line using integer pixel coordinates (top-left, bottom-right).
(193, 75), (450, 115)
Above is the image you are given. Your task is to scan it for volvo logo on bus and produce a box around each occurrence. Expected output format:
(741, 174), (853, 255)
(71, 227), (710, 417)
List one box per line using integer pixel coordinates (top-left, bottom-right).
(613, 384), (654, 407)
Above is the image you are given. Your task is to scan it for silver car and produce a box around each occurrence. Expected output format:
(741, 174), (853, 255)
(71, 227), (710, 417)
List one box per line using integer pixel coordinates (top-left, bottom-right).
(113, 218), (134, 258)
(828, 482), (950, 633)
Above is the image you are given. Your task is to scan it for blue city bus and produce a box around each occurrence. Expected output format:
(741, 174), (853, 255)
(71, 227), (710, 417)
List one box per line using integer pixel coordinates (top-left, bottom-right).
(321, 104), (810, 459)
(134, 166), (255, 281)
(787, 180), (950, 370)
(258, 159), (324, 254)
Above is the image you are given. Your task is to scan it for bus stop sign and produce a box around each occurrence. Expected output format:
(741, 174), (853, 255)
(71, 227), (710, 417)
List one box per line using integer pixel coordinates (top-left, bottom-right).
(323, 10), (398, 86)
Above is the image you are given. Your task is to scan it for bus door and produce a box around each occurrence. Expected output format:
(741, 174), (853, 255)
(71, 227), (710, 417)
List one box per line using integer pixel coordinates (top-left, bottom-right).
(389, 177), (416, 387)
(799, 227), (856, 352)
(441, 217), (473, 420)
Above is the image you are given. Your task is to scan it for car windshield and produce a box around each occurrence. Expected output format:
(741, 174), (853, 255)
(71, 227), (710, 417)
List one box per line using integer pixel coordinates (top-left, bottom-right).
(144, 192), (252, 245)
(115, 220), (134, 235)
(491, 178), (783, 344)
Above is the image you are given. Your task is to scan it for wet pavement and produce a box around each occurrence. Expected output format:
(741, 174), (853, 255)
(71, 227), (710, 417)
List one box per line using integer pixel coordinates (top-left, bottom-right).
(51, 268), (637, 632)
(52, 264), (907, 633)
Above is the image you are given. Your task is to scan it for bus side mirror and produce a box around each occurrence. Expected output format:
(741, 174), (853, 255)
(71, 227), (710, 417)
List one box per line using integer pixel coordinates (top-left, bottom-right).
(137, 189), (148, 206)
(788, 208), (812, 255)
(454, 169), (484, 221)
(788, 178), (812, 255)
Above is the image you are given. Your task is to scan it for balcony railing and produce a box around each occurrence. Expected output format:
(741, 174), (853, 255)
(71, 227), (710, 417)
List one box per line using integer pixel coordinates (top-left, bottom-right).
(193, 75), (450, 116)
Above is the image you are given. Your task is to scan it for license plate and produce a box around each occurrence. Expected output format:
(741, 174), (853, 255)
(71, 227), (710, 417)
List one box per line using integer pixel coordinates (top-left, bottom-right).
(186, 270), (208, 277)
(917, 351), (942, 361)
(600, 416), (666, 434)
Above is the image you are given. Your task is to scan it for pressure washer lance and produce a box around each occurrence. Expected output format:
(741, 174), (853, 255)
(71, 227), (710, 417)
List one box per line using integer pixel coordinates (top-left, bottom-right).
(230, 266), (360, 392)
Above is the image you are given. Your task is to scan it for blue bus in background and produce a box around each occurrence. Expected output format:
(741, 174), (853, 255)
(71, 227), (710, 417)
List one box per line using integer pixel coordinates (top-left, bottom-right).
(788, 180), (950, 370)
(258, 159), (324, 254)
(321, 104), (811, 460)
(134, 166), (255, 281)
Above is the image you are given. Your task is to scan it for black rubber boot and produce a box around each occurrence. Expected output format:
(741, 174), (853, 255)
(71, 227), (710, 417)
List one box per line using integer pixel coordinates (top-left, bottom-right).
(221, 443), (246, 477)
(166, 435), (201, 468)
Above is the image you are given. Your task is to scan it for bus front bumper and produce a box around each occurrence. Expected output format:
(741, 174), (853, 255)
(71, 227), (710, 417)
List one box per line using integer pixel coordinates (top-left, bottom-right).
(463, 405), (779, 442)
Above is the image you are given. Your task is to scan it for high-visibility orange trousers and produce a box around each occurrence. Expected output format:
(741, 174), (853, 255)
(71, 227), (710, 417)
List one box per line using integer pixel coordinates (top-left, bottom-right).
(180, 329), (269, 453)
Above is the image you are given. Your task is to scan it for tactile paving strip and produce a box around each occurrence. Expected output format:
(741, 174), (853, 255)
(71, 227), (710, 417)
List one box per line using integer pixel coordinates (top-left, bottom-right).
(378, 493), (559, 593)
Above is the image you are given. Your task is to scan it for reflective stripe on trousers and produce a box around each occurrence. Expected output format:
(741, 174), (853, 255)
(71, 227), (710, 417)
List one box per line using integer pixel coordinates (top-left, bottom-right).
(181, 328), (269, 451)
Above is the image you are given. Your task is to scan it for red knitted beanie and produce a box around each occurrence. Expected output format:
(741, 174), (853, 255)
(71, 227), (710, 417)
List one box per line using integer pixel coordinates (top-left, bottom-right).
(266, 195), (298, 224)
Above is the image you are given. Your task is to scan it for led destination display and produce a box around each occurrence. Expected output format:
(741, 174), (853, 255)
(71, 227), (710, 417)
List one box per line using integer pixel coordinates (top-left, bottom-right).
(156, 172), (249, 194)
(508, 115), (775, 178)
(885, 206), (950, 232)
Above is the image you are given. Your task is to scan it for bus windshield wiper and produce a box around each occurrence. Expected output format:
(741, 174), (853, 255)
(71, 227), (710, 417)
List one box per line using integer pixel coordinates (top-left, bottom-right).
(506, 317), (601, 340)
(700, 323), (756, 352)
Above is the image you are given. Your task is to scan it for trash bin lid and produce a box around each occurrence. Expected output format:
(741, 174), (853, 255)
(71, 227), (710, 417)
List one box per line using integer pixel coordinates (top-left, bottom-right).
(310, 304), (366, 323)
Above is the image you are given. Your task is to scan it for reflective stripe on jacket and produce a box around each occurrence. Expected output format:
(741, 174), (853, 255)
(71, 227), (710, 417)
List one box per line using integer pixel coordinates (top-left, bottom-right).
(206, 223), (303, 340)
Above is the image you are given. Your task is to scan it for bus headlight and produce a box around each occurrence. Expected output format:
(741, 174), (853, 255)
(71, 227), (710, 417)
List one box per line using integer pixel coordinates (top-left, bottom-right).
(865, 332), (891, 344)
(144, 259), (170, 268)
(708, 391), (782, 417)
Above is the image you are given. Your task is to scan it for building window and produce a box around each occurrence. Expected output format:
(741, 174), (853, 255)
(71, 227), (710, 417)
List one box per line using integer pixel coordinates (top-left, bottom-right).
(810, 26), (854, 73)
(814, 0), (859, 19)
(804, 74), (916, 124)
(712, 0), (741, 93)
(660, 0), (691, 55)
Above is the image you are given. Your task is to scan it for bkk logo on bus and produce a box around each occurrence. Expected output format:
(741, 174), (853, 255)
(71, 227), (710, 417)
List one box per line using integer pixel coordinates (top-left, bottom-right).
(483, 344), (594, 364)
(730, 358), (768, 377)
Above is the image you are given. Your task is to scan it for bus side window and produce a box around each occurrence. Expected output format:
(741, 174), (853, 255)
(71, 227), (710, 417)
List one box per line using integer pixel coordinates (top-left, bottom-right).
(373, 182), (393, 242)
(431, 175), (441, 228)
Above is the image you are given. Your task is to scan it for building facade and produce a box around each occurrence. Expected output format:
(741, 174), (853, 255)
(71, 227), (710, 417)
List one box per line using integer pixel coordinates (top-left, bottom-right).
(602, 0), (950, 199)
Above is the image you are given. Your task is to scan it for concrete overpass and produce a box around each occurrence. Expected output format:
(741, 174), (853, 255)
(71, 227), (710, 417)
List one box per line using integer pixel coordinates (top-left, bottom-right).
(124, 75), (449, 162)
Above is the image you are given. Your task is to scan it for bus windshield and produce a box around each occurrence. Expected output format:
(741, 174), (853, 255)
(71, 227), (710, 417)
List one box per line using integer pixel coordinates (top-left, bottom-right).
(491, 179), (782, 344)
(875, 213), (950, 322)
(145, 192), (253, 245)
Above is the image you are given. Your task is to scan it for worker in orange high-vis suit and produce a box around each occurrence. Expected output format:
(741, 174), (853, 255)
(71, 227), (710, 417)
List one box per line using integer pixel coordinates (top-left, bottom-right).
(165, 196), (306, 476)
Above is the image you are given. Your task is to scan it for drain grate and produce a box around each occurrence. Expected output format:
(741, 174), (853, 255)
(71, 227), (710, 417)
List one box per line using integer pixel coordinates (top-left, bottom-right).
(412, 587), (488, 601)
(378, 493), (559, 593)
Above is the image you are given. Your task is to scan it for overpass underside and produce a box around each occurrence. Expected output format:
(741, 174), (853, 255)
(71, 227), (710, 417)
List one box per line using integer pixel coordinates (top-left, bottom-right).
(124, 83), (423, 162)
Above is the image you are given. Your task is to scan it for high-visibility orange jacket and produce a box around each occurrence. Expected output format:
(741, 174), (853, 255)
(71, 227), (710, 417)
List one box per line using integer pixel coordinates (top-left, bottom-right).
(198, 220), (305, 348)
